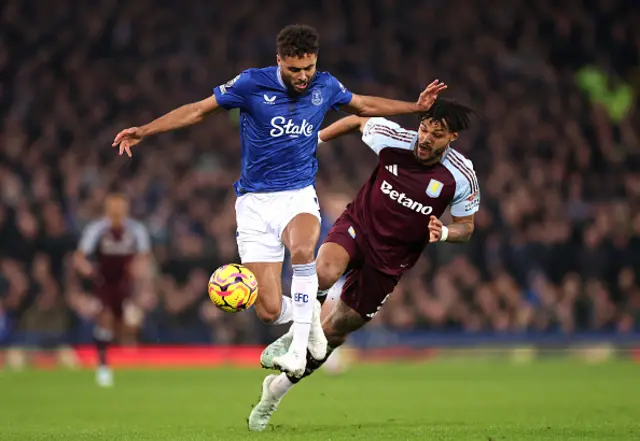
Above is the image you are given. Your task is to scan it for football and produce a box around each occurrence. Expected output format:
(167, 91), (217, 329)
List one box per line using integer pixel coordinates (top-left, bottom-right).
(208, 264), (258, 313)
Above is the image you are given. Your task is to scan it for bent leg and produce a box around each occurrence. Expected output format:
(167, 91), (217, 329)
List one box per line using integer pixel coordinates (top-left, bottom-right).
(288, 262), (399, 382)
(235, 191), (293, 325)
(248, 300), (365, 432)
(275, 300), (366, 390)
(316, 211), (361, 304)
(282, 213), (321, 266)
(322, 299), (367, 347)
(280, 213), (322, 361)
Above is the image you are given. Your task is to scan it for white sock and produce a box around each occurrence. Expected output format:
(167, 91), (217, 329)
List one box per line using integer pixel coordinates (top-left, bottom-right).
(269, 373), (295, 399)
(273, 296), (293, 325)
(93, 327), (114, 341)
(290, 261), (319, 354)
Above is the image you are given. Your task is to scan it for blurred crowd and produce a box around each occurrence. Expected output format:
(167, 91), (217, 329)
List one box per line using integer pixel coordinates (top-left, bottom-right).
(1, 0), (639, 346)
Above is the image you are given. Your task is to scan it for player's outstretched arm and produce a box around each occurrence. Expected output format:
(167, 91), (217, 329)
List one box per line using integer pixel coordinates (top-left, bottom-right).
(318, 115), (369, 143)
(343, 80), (447, 117)
(429, 215), (475, 243)
(73, 250), (95, 278)
(112, 95), (221, 157)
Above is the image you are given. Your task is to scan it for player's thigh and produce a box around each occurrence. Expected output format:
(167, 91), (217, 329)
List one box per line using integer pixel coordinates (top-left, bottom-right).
(235, 193), (285, 264)
(322, 298), (366, 347)
(94, 286), (122, 328)
(340, 263), (399, 321)
(243, 261), (283, 323)
(96, 307), (115, 330)
(316, 212), (361, 290)
(316, 242), (351, 291)
(279, 186), (322, 264)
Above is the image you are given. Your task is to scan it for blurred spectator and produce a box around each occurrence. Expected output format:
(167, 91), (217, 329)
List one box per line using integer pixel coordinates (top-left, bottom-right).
(1, 0), (639, 346)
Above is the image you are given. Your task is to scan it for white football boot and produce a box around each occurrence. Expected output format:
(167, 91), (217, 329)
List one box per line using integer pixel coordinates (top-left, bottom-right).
(96, 366), (113, 387)
(272, 349), (306, 378)
(248, 374), (281, 432)
(307, 299), (328, 360)
(260, 327), (293, 369)
(269, 300), (327, 376)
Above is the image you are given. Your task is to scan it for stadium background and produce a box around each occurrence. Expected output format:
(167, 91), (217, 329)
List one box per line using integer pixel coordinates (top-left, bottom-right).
(1, 0), (639, 365)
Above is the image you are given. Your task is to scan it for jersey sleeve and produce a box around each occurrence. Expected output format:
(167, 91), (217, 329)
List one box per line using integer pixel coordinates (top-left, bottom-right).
(78, 220), (106, 255)
(361, 117), (415, 155)
(213, 70), (253, 110)
(328, 74), (353, 110)
(450, 159), (481, 217)
(132, 221), (151, 253)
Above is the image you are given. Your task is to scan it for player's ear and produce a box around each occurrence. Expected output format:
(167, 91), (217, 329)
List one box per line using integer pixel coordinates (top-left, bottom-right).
(276, 54), (281, 65)
(450, 132), (459, 143)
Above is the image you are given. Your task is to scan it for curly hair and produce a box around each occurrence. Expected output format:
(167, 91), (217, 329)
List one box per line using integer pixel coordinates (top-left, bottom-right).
(276, 24), (320, 58)
(420, 99), (479, 132)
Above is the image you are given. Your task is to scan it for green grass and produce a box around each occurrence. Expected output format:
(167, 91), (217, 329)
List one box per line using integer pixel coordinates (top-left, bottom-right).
(1, 360), (639, 440)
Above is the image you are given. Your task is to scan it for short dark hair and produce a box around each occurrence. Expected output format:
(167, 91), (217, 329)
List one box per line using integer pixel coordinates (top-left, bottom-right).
(276, 24), (320, 58)
(106, 192), (128, 202)
(420, 99), (478, 132)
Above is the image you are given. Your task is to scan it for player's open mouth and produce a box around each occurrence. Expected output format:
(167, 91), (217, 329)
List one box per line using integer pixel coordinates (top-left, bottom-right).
(295, 83), (308, 89)
(418, 144), (431, 155)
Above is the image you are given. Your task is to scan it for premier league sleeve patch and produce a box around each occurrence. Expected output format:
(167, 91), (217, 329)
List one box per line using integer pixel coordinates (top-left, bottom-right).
(225, 74), (241, 88)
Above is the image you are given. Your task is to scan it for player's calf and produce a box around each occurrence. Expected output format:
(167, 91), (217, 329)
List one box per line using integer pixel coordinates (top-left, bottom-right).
(287, 299), (365, 383)
(254, 296), (287, 324)
(244, 262), (293, 325)
(93, 326), (113, 367)
(93, 318), (115, 387)
(93, 310), (115, 367)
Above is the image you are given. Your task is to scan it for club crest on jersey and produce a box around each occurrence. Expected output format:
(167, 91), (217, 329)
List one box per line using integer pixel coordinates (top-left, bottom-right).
(311, 89), (323, 106)
(426, 179), (444, 198)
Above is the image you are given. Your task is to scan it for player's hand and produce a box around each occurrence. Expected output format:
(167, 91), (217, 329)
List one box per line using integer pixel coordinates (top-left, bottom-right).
(77, 260), (95, 278)
(112, 127), (145, 157)
(416, 80), (448, 112)
(428, 215), (443, 243)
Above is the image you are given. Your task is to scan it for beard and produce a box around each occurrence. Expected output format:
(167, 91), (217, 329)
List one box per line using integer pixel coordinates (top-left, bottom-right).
(282, 74), (314, 96)
(414, 141), (446, 165)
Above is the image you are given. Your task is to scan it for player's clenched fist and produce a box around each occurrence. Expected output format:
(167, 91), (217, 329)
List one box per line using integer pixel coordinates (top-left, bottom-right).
(416, 79), (448, 112)
(428, 215), (444, 242)
(112, 127), (145, 157)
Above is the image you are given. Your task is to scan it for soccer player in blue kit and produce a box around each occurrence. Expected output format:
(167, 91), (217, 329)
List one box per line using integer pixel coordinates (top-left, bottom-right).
(112, 24), (446, 378)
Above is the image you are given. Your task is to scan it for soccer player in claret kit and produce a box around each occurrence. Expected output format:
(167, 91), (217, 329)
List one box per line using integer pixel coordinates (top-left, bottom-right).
(112, 24), (446, 378)
(74, 193), (151, 387)
(250, 99), (480, 430)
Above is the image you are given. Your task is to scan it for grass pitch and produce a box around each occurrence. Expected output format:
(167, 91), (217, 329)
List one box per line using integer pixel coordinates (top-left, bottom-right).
(1, 360), (639, 440)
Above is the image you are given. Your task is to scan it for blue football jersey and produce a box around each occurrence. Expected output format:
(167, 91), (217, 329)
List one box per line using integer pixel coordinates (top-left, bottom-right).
(213, 66), (353, 195)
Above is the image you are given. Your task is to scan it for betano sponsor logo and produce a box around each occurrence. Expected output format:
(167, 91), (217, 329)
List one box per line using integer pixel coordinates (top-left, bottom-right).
(380, 180), (433, 215)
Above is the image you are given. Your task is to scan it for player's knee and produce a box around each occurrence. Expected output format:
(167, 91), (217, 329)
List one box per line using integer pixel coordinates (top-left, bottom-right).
(317, 259), (342, 291)
(97, 309), (115, 329)
(289, 241), (316, 266)
(254, 301), (281, 324)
